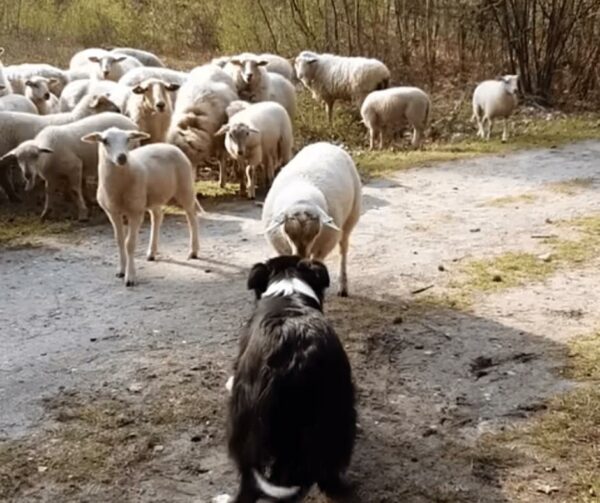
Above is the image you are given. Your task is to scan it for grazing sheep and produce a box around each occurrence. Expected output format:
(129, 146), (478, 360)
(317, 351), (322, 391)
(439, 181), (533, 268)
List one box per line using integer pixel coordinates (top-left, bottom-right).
(4, 63), (69, 96)
(294, 51), (390, 122)
(124, 78), (180, 143)
(0, 48), (13, 98)
(217, 101), (293, 199)
(262, 142), (361, 296)
(360, 86), (431, 149)
(166, 66), (238, 183)
(107, 48), (165, 68)
(59, 79), (130, 112)
(472, 74), (519, 142)
(0, 95), (120, 202)
(24, 76), (60, 115)
(82, 127), (201, 286)
(119, 67), (188, 87)
(1, 113), (137, 220)
(0, 94), (37, 114)
(257, 53), (295, 82)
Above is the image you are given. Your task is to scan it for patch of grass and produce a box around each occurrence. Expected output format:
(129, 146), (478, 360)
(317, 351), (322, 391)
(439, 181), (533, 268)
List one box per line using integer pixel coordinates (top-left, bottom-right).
(0, 214), (74, 248)
(545, 177), (595, 195)
(483, 193), (539, 207)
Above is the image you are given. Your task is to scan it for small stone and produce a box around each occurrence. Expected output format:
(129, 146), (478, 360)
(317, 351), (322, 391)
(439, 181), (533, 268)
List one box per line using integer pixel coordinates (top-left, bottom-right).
(438, 264), (445, 272)
(470, 228), (481, 233)
(90, 338), (97, 342)
(538, 252), (552, 262)
(392, 316), (403, 325)
(128, 382), (143, 393)
(153, 445), (164, 453)
(492, 274), (503, 283)
(37, 466), (48, 473)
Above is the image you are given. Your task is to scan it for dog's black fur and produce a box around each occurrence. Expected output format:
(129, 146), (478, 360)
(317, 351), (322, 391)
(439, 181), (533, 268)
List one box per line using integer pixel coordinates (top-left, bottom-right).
(227, 256), (356, 502)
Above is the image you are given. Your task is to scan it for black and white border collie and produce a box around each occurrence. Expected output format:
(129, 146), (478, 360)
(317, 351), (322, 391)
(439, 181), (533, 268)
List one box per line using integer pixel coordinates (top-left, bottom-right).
(224, 256), (356, 503)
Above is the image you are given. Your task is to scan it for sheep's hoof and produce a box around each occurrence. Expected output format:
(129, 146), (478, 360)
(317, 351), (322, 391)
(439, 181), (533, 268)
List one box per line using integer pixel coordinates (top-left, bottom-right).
(337, 288), (349, 298)
(188, 251), (199, 260)
(146, 255), (155, 262)
(125, 280), (135, 287)
(501, 138), (508, 144)
(116, 272), (125, 278)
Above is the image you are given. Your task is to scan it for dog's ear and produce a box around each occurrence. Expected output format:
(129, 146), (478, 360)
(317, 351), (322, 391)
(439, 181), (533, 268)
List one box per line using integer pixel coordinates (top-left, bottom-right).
(299, 259), (330, 291)
(247, 262), (270, 298)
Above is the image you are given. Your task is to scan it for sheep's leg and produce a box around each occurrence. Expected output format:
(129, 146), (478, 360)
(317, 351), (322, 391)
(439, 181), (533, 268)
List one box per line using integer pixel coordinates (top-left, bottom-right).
(368, 127), (375, 151)
(146, 207), (163, 261)
(378, 130), (384, 150)
(66, 163), (89, 222)
(501, 118), (509, 143)
(338, 232), (350, 297)
(245, 165), (256, 199)
(412, 127), (423, 149)
(218, 159), (226, 188)
(124, 212), (143, 287)
(41, 179), (59, 221)
(237, 160), (246, 196)
(325, 100), (335, 124)
(106, 211), (126, 279)
(484, 117), (492, 140)
(183, 202), (200, 260)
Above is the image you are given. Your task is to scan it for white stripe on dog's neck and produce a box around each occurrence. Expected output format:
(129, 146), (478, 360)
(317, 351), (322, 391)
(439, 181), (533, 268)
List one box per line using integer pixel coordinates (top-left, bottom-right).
(262, 278), (320, 304)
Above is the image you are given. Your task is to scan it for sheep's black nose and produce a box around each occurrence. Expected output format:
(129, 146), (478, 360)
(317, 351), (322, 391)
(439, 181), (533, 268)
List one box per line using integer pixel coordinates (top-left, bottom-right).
(44, 93), (50, 100)
(156, 101), (165, 111)
(245, 74), (253, 82)
(117, 154), (127, 165)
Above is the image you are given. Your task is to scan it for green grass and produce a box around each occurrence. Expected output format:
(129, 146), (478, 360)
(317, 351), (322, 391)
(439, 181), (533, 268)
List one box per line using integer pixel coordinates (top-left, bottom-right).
(0, 214), (73, 248)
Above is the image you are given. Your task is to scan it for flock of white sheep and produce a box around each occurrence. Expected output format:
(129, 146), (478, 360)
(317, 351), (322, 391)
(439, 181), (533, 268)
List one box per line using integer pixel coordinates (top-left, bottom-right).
(0, 46), (520, 289)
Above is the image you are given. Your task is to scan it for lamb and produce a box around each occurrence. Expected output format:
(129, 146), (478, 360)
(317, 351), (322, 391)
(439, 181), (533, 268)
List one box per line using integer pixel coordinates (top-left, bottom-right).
(71, 49), (143, 81)
(1, 113), (137, 220)
(360, 86), (431, 149)
(294, 51), (390, 122)
(4, 63), (69, 96)
(472, 75), (519, 142)
(82, 127), (201, 287)
(0, 94), (120, 202)
(124, 78), (180, 143)
(59, 79), (130, 112)
(225, 55), (296, 119)
(119, 67), (188, 87)
(0, 94), (37, 114)
(216, 101), (293, 199)
(262, 142), (362, 296)
(166, 66), (238, 181)
(24, 76), (60, 115)
(106, 48), (165, 68)
(0, 48), (13, 98)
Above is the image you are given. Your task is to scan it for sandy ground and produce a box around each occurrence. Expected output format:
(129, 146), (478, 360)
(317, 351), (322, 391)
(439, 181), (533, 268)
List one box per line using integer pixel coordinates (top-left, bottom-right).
(1, 141), (600, 502)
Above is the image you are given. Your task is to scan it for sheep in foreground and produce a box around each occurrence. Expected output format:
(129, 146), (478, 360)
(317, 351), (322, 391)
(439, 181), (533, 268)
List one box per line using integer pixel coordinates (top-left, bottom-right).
(0, 48), (13, 97)
(472, 75), (519, 142)
(262, 142), (361, 296)
(82, 127), (201, 286)
(360, 86), (431, 149)
(0, 94), (37, 114)
(166, 66), (238, 182)
(124, 78), (180, 143)
(59, 79), (130, 112)
(217, 101), (293, 199)
(24, 76), (60, 115)
(107, 48), (165, 68)
(119, 67), (188, 88)
(0, 95), (121, 202)
(4, 63), (69, 96)
(294, 51), (390, 122)
(1, 113), (137, 220)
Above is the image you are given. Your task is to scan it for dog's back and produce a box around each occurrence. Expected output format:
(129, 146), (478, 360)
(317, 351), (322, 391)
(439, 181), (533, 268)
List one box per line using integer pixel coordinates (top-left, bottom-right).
(227, 257), (356, 501)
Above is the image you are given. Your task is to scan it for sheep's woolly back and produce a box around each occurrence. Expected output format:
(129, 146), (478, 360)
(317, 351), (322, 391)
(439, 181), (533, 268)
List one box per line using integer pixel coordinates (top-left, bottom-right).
(296, 51), (390, 103)
(361, 87), (431, 129)
(4, 64), (69, 95)
(0, 94), (37, 114)
(472, 78), (518, 119)
(109, 48), (165, 68)
(188, 65), (236, 94)
(119, 67), (188, 87)
(262, 142), (361, 244)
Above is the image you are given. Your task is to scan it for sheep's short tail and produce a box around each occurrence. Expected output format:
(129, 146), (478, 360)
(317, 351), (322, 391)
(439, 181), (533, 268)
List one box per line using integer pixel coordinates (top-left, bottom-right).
(253, 470), (300, 499)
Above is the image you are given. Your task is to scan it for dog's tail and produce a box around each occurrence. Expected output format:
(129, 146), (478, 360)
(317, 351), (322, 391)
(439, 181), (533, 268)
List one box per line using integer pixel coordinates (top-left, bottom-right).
(253, 470), (300, 499)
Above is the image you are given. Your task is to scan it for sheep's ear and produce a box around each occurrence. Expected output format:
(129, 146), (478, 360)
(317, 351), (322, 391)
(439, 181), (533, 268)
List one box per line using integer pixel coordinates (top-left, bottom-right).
(229, 59), (243, 67)
(24, 80), (34, 87)
(39, 147), (53, 154)
(132, 85), (146, 95)
(247, 262), (270, 298)
(114, 56), (127, 63)
(298, 259), (330, 291)
(165, 83), (180, 92)
(247, 126), (260, 135)
(81, 132), (104, 144)
(0, 47), (4, 57)
(128, 130), (151, 142)
(88, 56), (101, 63)
(263, 212), (285, 234)
(307, 58), (318, 64)
(317, 207), (340, 231)
(48, 78), (59, 85)
(214, 124), (229, 137)
(0, 152), (16, 164)
(257, 60), (269, 67)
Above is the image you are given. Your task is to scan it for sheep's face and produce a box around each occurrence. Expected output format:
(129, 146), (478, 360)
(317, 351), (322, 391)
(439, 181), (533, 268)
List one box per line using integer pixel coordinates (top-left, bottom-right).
(294, 54), (318, 83)
(132, 78), (179, 114)
(218, 123), (259, 159)
(283, 208), (322, 258)
(81, 127), (150, 166)
(500, 75), (519, 95)
(24, 77), (56, 104)
(230, 58), (268, 85)
(88, 55), (127, 80)
(88, 94), (121, 114)
(4, 142), (53, 191)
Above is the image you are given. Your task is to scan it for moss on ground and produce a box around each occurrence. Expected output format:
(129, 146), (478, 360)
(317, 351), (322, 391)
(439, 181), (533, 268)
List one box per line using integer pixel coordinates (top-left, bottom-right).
(483, 194), (539, 207)
(0, 214), (73, 248)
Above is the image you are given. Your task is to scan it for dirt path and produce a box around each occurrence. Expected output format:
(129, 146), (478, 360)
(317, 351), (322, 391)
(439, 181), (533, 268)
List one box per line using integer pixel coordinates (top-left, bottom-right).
(1, 141), (599, 502)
